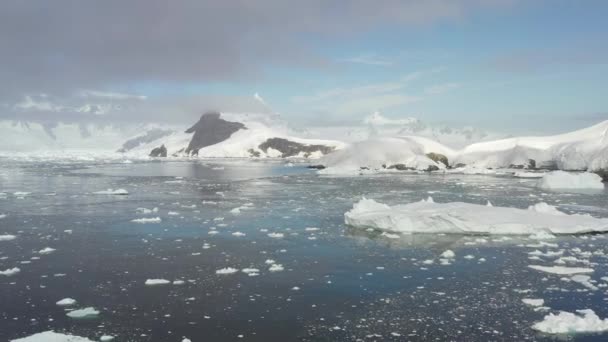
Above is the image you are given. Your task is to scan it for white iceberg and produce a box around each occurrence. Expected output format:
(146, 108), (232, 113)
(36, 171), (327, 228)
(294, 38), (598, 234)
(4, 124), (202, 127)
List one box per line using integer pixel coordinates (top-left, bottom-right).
(537, 171), (604, 190)
(344, 198), (608, 235)
(533, 309), (608, 334)
(10, 331), (96, 342)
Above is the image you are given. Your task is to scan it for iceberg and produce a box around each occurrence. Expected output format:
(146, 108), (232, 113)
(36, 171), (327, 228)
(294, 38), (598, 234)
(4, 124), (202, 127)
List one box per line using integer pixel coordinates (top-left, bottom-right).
(10, 331), (96, 342)
(537, 171), (604, 190)
(533, 309), (608, 334)
(344, 198), (608, 235)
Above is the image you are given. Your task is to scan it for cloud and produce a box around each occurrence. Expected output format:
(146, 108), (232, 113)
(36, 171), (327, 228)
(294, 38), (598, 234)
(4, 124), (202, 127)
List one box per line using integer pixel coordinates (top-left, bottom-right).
(290, 68), (447, 121)
(339, 54), (393, 66)
(492, 45), (608, 73)
(0, 0), (513, 101)
(424, 82), (462, 95)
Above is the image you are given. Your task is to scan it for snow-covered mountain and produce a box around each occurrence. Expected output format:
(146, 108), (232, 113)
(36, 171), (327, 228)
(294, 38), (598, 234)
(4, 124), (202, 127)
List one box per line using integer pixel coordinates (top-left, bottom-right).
(125, 112), (344, 159)
(0, 111), (343, 159)
(318, 119), (608, 178)
(302, 112), (506, 149)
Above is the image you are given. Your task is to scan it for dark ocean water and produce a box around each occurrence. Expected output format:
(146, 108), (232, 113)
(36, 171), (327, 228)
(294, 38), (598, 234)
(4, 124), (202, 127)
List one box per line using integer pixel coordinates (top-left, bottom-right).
(1, 159), (608, 341)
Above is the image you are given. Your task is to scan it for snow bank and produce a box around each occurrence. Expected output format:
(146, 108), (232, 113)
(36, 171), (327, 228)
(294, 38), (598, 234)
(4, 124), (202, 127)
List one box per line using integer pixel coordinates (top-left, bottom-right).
(344, 198), (608, 235)
(319, 137), (452, 174)
(533, 309), (608, 334)
(10, 331), (96, 342)
(454, 120), (608, 171)
(537, 171), (604, 190)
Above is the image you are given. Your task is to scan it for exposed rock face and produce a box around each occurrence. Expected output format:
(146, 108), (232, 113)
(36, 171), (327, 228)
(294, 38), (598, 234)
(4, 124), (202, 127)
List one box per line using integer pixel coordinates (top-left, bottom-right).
(118, 129), (173, 153)
(258, 138), (335, 158)
(595, 169), (608, 182)
(149, 144), (167, 157)
(184, 112), (246, 155)
(426, 152), (449, 167)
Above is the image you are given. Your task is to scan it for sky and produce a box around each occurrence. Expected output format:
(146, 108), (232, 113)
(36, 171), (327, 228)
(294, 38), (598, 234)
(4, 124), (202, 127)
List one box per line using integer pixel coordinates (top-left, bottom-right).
(1, 0), (607, 134)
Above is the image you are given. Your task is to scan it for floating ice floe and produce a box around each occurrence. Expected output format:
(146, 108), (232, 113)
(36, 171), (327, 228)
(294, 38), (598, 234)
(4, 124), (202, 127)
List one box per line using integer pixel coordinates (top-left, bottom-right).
(0, 234), (16, 241)
(522, 298), (544, 307)
(93, 188), (129, 195)
(216, 267), (239, 275)
(344, 198), (608, 235)
(532, 309), (608, 334)
(0, 267), (20, 276)
(66, 307), (100, 319)
(267, 232), (284, 238)
(528, 265), (594, 275)
(131, 217), (162, 223)
(10, 331), (96, 342)
(145, 279), (171, 286)
(56, 298), (77, 306)
(537, 171), (604, 191)
(0, 214), (6, 219)
(268, 264), (284, 272)
(39, 247), (56, 255)
(100, 336), (115, 341)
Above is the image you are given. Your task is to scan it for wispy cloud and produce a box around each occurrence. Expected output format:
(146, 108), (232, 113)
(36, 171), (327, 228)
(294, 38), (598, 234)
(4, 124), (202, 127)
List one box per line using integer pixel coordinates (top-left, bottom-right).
(339, 53), (392, 66)
(291, 68), (447, 120)
(424, 82), (462, 95)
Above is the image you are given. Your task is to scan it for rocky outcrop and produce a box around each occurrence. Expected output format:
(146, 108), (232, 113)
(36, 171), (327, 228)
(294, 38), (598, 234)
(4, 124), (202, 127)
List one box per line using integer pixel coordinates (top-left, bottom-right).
(257, 138), (335, 158)
(184, 112), (246, 155)
(149, 144), (167, 157)
(426, 152), (449, 167)
(594, 169), (608, 182)
(118, 129), (173, 153)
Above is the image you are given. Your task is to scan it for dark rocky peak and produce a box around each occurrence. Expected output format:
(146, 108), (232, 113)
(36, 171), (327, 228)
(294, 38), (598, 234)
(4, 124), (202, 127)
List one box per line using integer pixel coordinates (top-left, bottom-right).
(184, 112), (246, 155)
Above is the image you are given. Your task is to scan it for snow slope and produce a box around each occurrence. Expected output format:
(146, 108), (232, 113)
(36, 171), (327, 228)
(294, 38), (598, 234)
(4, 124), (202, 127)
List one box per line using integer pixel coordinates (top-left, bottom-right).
(319, 137), (454, 174)
(127, 112), (344, 159)
(318, 119), (608, 175)
(344, 198), (608, 235)
(454, 120), (608, 171)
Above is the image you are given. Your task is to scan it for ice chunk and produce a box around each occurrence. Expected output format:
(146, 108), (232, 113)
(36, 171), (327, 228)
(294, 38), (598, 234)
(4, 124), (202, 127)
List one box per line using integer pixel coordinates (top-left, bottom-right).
(56, 298), (77, 306)
(93, 189), (129, 195)
(268, 264), (284, 272)
(39, 247), (56, 255)
(537, 171), (604, 191)
(131, 217), (161, 223)
(100, 336), (115, 341)
(0, 267), (20, 276)
(440, 250), (455, 259)
(0, 234), (16, 241)
(145, 279), (170, 285)
(344, 198), (608, 235)
(532, 309), (608, 334)
(66, 307), (100, 319)
(528, 265), (594, 275)
(10, 331), (96, 342)
(522, 298), (544, 307)
(216, 267), (239, 275)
